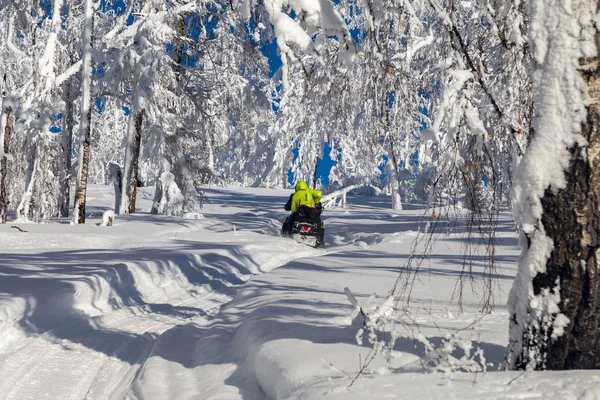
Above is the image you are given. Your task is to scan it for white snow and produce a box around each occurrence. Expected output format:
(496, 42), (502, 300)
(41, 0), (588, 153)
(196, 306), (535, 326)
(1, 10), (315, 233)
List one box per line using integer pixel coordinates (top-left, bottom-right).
(101, 210), (116, 226)
(512, 0), (592, 229)
(246, 0), (355, 88)
(1, 185), (599, 399)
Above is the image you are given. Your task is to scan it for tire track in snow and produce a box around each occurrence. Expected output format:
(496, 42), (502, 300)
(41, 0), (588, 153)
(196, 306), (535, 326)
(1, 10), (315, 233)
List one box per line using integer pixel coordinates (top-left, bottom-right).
(0, 298), (207, 400)
(127, 240), (324, 399)
(0, 235), (381, 400)
(127, 226), (392, 400)
(0, 244), (233, 400)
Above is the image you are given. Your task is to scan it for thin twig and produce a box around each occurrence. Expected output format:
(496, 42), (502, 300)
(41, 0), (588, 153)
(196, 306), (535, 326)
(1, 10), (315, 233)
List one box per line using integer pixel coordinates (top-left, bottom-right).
(507, 370), (527, 385)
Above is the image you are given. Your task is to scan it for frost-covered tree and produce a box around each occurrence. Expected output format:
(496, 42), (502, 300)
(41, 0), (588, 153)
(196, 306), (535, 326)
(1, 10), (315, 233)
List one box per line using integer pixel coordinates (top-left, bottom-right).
(72, 0), (96, 224)
(0, 98), (14, 223)
(150, 3), (274, 213)
(506, 0), (600, 370)
(336, 0), (437, 208)
(0, 0), (77, 222)
(231, 0), (357, 189)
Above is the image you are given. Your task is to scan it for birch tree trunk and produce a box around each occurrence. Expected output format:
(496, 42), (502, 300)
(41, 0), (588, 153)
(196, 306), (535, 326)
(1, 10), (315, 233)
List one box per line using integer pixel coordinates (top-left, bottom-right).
(16, 144), (38, 221)
(536, 65), (600, 369)
(72, 0), (95, 224)
(507, 0), (600, 370)
(0, 105), (13, 223)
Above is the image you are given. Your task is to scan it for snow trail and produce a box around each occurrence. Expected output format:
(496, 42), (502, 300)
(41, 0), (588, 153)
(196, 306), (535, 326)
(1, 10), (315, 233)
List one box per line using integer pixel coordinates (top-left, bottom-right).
(127, 192), (431, 400)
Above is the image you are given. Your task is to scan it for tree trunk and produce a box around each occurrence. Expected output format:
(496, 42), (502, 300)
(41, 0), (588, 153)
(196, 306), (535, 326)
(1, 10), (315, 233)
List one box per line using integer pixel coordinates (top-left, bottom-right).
(73, 105), (92, 223)
(389, 144), (403, 211)
(507, 0), (600, 370)
(16, 143), (38, 221)
(151, 177), (164, 214)
(72, 0), (95, 224)
(120, 109), (144, 214)
(312, 155), (318, 189)
(390, 174), (402, 211)
(108, 161), (122, 214)
(127, 110), (144, 214)
(0, 105), (13, 223)
(172, 13), (185, 80)
(527, 47), (600, 370)
(58, 78), (75, 218)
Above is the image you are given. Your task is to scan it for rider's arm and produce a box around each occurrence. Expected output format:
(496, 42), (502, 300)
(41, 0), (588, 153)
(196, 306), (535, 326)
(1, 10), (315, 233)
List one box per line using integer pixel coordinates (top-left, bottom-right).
(284, 194), (293, 211)
(311, 189), (322, 204)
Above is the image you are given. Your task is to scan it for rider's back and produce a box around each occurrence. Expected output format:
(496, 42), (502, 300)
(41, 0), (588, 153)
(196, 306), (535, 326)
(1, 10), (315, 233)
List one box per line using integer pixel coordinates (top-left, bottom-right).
(291, 181), (322, 212)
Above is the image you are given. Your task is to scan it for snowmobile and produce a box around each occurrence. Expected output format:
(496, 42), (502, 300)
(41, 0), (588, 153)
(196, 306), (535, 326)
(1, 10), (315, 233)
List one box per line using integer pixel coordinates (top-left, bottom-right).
(281, 205), (325, 248)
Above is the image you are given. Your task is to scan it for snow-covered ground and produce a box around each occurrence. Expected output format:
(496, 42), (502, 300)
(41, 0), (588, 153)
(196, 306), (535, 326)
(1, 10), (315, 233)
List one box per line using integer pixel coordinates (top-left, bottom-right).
(1, 186), (599, 400)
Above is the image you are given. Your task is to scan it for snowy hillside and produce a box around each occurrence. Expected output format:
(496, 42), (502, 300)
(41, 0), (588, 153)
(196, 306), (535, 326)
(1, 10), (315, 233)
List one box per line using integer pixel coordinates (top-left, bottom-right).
(0, 186), (597, 399)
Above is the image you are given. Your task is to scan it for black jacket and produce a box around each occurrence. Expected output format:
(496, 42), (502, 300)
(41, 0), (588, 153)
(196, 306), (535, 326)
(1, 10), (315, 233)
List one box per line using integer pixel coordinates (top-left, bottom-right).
(284, 194), (293, 211)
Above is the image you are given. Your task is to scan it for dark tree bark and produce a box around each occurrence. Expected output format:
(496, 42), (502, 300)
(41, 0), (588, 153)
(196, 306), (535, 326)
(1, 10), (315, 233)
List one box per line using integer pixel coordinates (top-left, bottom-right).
(538, 61), (600, 370)
(58, 78), (76, 218)
(0, 106), (13, 223)
(126, 109), (144, 214)
(172, 13), (185, 81)
(108, 161), (122, 214)
(312, 155), (318, 189)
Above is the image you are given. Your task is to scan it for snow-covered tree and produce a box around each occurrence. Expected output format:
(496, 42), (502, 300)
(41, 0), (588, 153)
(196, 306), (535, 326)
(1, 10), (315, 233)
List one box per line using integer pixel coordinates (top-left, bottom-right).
(150, 2), (274, 213)
(0, 0), (78, 222)
(72, 0), (96, 224)
(506, 0), (600, 370)
(0, 98), (14, 223)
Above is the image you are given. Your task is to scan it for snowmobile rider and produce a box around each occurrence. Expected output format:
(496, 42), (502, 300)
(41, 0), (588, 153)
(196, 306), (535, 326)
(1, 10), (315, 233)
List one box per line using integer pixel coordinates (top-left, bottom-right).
(285, 180), (322, 213)
(283, 180), (323, 235)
